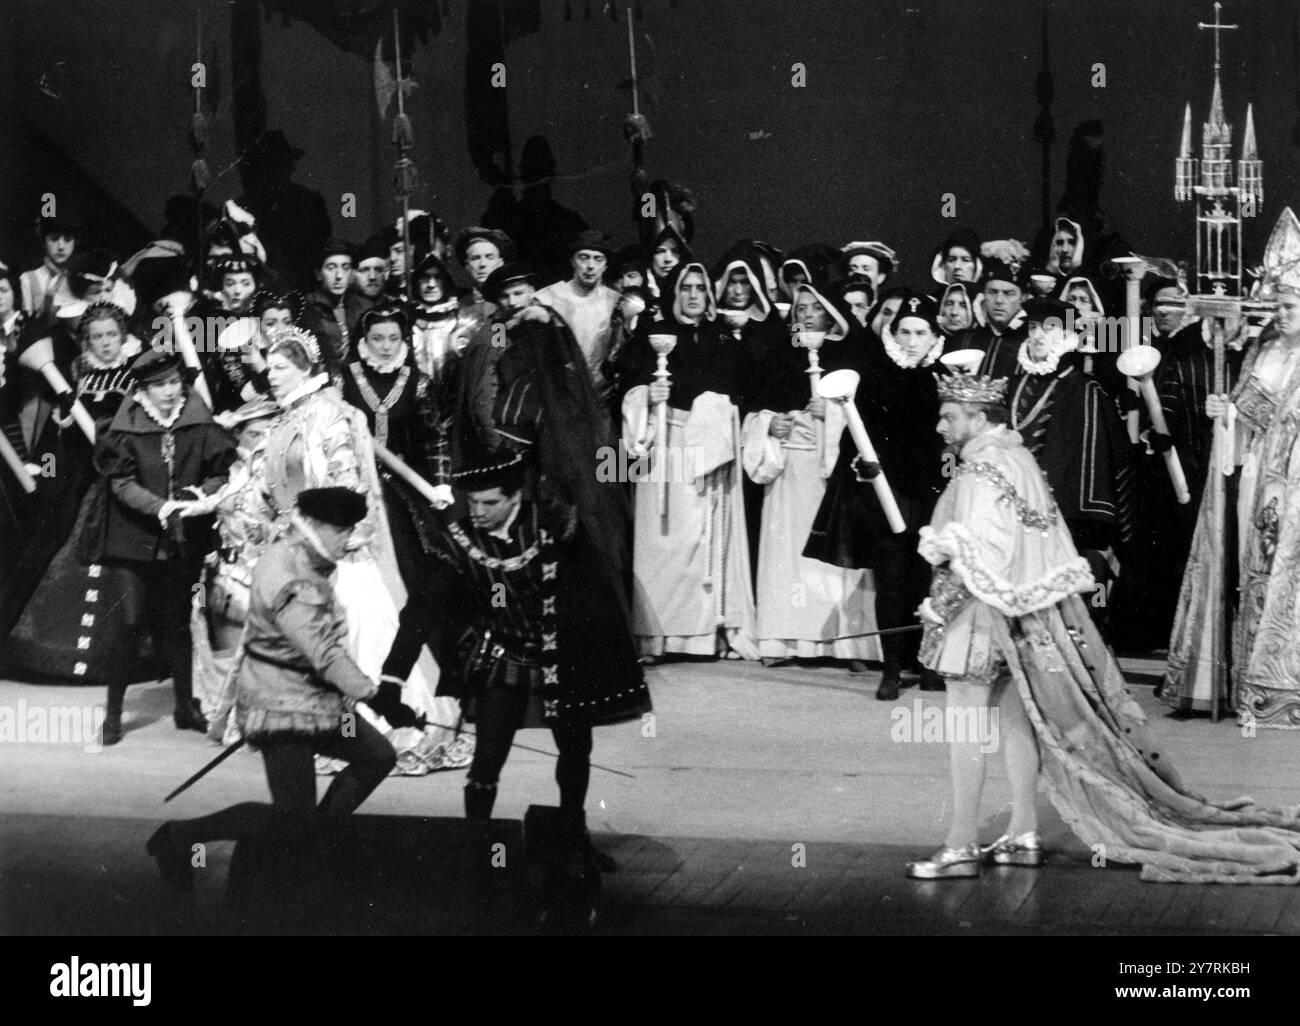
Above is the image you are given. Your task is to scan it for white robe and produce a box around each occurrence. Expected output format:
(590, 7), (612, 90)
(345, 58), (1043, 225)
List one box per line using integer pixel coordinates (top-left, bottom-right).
(742, 408), (880, 660)
(625, 387), (758, 658)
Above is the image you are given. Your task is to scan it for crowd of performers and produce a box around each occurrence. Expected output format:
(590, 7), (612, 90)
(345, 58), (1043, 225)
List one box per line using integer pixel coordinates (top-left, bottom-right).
(3, 187), (1300, 887)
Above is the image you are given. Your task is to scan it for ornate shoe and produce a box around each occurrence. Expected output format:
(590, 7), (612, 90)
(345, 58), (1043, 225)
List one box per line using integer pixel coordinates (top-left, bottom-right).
(981, 831), (1046, 867)
(905, 843), (982, 880)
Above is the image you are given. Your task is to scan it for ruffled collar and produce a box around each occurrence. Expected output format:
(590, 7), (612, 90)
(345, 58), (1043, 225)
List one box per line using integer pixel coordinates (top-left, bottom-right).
(883, 330), (944, 369)
(358, 341), (410, 375)
(82, 334), (143, 371)
(1017, 338), (1077, 376)
(133, 390), (186, 429)
(278, 372), (330, 409)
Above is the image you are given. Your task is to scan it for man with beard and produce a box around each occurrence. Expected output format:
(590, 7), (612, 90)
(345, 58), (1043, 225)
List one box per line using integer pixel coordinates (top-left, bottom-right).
(1006, 298), (1135, 622)
(805, 295), (946, 698)
(973, 261), (1029, 380)
(621, 262), (760, 660)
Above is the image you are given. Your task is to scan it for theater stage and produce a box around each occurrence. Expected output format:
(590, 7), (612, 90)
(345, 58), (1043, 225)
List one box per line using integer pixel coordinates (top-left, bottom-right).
(2, 657), (1298, 936)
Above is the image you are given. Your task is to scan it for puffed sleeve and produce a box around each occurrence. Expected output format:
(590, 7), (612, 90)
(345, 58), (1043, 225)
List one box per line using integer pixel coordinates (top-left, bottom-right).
(272, 579), (376, 699)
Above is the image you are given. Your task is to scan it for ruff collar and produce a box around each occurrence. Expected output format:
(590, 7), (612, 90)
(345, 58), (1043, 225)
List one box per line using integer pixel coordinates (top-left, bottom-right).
(883, 331), (944, 370)
(277, 372), (330, 409)
(82, 334), (143, 371)
(133, 390), (187, 429)
(1017, 337), (1077, 376)
(358, 341), (410, 375)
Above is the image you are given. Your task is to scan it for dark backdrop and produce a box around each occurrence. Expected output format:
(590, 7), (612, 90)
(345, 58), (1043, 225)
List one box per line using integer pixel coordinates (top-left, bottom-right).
(2, 0), (1297, 286)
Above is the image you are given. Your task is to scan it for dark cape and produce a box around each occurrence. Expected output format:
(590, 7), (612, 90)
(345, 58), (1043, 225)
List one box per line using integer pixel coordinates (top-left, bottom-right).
(1008, 352), (1136, 553)
(423, 502), (649, 728)
(457, 302), (633, 593)
(804, 335), (946, 570)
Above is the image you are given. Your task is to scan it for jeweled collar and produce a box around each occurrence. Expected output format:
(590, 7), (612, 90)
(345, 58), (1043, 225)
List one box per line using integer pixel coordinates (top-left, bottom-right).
(277, 372), (330, 409)
(133, 390), (186, 429)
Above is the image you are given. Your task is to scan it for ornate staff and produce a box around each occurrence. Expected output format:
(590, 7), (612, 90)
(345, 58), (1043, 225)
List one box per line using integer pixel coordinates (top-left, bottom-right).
(162, 300), (215, 410)
(17, 339), (96, 443)
(1111, 256), (1147, 444)
(1116, 345), (1190, 503)
(649, 333), (676, 518)
(800, 328), (827, 462)
(372, 439), (451, 510)
(818, 369), (906, 534)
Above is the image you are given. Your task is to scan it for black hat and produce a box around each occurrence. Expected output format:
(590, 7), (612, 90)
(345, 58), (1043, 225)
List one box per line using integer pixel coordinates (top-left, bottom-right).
(357, 303), (411, 338)
(1142, 275), (1183, 305)
(317, 239), (355, 265)
(355, 234), (391, 265)
(296, 487), (368, 528)
(242, 129), (306, 172)
(1021, 296), (1076, 328)
(452, 450), (528, 494)
(454, 226), (516, 267)
(129, 255), (192, 310)
(37, 213), (80, 238)
(605, 244), (644, 284)
(131, 348), (186, 386)
(889, 294), (941, 336)
(983, 258), (1026, 290)
(568, 230), (613, 258)
(483, 262), (537, 302)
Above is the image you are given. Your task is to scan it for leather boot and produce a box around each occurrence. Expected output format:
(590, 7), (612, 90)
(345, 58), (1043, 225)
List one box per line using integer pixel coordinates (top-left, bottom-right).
(174, 698), (209, 733)
(876, 662), (903, 701)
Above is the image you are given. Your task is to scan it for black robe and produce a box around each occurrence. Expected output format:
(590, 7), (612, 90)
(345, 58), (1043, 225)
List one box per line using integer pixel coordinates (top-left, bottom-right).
(1008, 353), (1136, 554)
(804, 339), (946, 569)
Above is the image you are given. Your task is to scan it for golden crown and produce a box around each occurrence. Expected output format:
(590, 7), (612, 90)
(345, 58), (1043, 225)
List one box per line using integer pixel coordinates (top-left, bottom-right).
(936, 374), (1009, 404)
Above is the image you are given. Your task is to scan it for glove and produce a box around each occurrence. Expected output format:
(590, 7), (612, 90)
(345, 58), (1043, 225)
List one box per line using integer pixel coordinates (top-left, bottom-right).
(1148, 431), (1174, 454)
(55, 391), (76, 416)
(852, 455), (881, 482)
(366, 679), (422, 730)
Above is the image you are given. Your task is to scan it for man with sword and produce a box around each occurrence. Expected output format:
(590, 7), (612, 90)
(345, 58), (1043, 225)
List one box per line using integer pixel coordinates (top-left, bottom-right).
(145, 486), (422, 891)
(381, 448), (650, 874)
